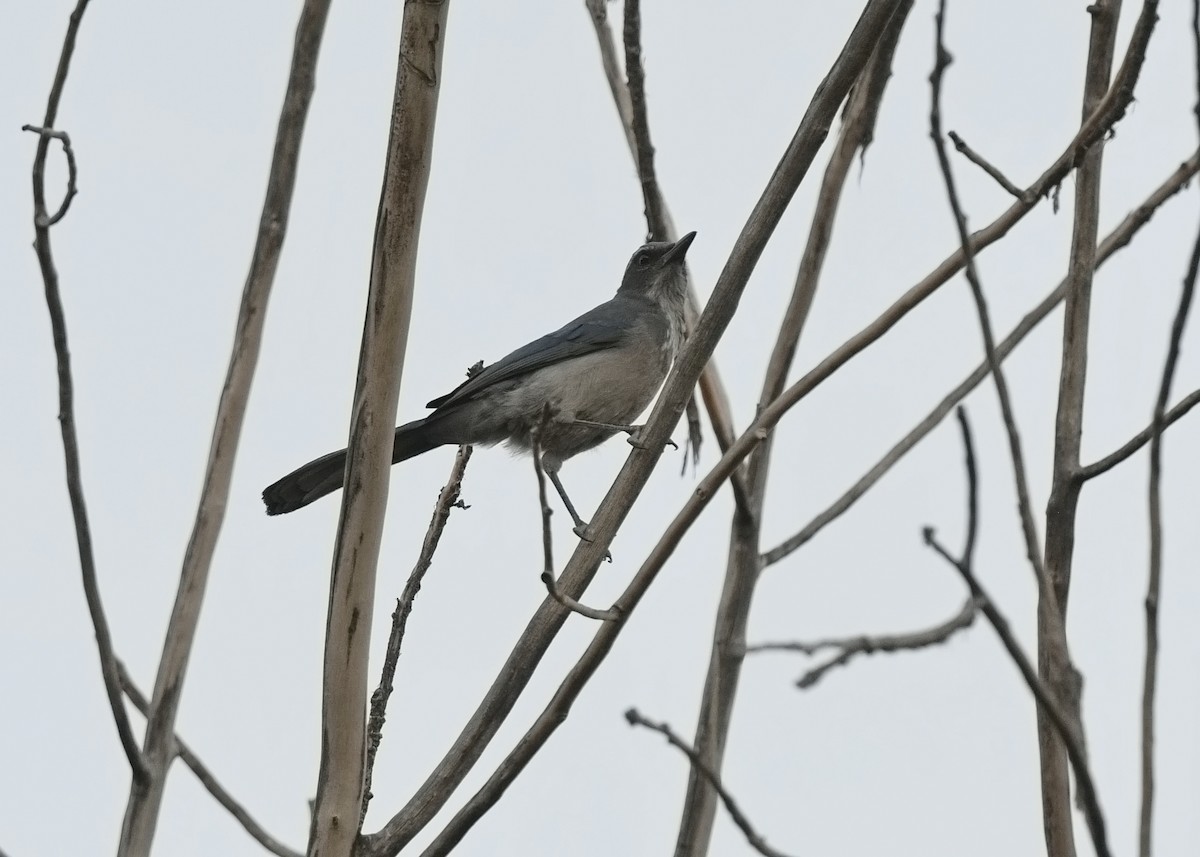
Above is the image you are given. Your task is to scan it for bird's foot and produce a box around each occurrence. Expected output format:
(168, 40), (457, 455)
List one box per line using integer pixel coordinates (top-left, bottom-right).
(626, 427), (678, 452)
(572, 523), (613, 563)
(565, 417), (677, 452)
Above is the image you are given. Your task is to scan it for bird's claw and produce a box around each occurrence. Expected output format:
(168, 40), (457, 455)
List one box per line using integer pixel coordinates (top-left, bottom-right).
(572, 524), (613, 562)
(625, 430), (678, 451)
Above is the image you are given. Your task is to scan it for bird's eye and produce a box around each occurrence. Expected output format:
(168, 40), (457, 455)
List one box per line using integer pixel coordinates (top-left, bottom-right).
(635, 252), (651, 267)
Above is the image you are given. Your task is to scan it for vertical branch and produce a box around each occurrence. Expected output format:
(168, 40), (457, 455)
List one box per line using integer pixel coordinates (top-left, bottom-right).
(622, 0), (668, 240)
(118, 3), (334, 854)
(589, 0), (741, 474)
(25, 0), (146, 781)
(306, 3), (450, 856)
(1040, 3), (1123, 854)
(675, 5), (913, 854)
(1141, 5), (1200, 852)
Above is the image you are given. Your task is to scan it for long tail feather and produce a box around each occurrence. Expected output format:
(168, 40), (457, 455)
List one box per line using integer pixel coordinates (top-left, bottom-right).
(262, 418), (439, 515)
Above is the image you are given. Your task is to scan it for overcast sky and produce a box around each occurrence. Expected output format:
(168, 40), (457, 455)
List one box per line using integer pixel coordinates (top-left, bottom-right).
(4, 2), (1199, 856)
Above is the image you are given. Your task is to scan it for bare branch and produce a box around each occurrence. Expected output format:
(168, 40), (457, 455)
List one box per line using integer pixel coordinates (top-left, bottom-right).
(1141, 8), (1200, 848)
(367, 5), (911, 853)
(25, 0), (148, 785)
(930, 0), (1047, 595)
(748, 596), (978, 690)
(947, 130), (1026, 199)
(21, 125), (78, 226)
(530, 424), (615, 621)
(541, 572), (620, 622)
(118, 664), (302, 857)
(623, 0), (667, 240)
(1037, 1), (1127, 849)
(394, 18), (1171, 846)
(531, 422), (556, 574)
(1078, 389), (1200, 480)
(762, 150), (1200, 568)
(924, 409), (1110, 857)
(587, 0), (747, 511)
(626, 709), (795, 857)
(306, 2), (449, 854)
(677, 4), (914, 849)
(119, 4), (334, 852)
(363, 445), (473, 820)
(584, 0), (636, 152)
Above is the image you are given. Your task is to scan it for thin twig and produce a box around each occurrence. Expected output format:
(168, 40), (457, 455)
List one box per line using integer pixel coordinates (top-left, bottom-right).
(924, 410), (1110, 857)
(623, 0), (667, 240)
(533, 416), (618, 621)
(625, 709), (795, 857)
(120, 4), (334, 853)
(531, 418), (555, 575)
(21, 125), (78, 226)
(1079, 388), (1200, 480)
(541, 573), (620, 622)
(1141, 6), (1200, 848)
(118, 664), (302, 857)
(585, 0), (636, 152)
(363, 445), (473, 820)
(930, 0), (1047, 591)
(762, 150), (1200, 568)
(25, 0), (147, 784)
(748, 596), (978, 690)
(947, 130), (1026, 199)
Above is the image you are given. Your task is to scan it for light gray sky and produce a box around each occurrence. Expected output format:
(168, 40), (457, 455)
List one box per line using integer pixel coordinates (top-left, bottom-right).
(4, 2), (1198, 856)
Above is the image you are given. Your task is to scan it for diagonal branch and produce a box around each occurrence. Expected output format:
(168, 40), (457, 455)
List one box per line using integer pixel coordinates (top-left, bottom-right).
(626, 709), (795, 857)
(747, 596), (979, 690)
(762, 150), (1200, 568)
(923, 409), (1110, 857)
(366, 4), (912, 854)
(1079, 388), (1200, 481)
(677, 4), (914, 851)
(119, 3), (334, 854)
(118, 664), (302, 857)
(947, 130), (1026, 199)
(396, 13), (1169, 847)
(25, 0), (147, 783)
(930, 0), (1047, 593)
(362, 445), (473, 822)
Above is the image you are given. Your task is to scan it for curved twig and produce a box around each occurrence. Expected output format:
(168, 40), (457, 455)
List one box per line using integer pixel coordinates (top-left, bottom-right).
(25, 0), (147, 784)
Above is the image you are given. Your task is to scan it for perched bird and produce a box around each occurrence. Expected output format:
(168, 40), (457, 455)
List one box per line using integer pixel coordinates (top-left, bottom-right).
(262, 231), (696, 528)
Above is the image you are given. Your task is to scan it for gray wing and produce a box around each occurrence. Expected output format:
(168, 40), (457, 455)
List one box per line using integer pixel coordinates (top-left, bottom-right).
(427, 298), (634, 410)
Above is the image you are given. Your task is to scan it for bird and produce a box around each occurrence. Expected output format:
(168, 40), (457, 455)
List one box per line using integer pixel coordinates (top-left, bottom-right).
(262, 231), (696, 530)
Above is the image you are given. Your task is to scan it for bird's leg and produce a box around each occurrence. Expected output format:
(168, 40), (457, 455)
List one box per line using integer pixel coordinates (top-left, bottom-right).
(547, 469), (588, 535)
(545, 465), (612, 562)
(565, 417), (678, 451)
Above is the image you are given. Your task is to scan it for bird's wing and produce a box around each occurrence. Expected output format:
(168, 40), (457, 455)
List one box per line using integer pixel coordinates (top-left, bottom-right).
(427, 299), (633, 410)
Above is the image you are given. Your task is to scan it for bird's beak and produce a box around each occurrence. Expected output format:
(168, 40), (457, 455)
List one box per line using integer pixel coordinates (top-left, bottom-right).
(663, 230), (696, 264)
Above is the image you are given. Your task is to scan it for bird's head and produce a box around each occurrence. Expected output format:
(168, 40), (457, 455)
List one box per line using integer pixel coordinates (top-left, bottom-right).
(617, 231), (695, 304)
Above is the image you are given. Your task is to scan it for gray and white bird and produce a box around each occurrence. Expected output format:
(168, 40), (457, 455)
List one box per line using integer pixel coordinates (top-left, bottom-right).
(262, 231), (696, 525)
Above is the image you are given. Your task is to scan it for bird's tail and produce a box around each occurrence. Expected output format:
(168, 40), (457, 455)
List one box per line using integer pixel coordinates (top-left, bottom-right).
(262, 418), (440, 515)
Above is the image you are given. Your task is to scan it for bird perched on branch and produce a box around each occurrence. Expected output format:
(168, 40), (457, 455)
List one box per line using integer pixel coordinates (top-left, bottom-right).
(262, 231), (697, 530)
